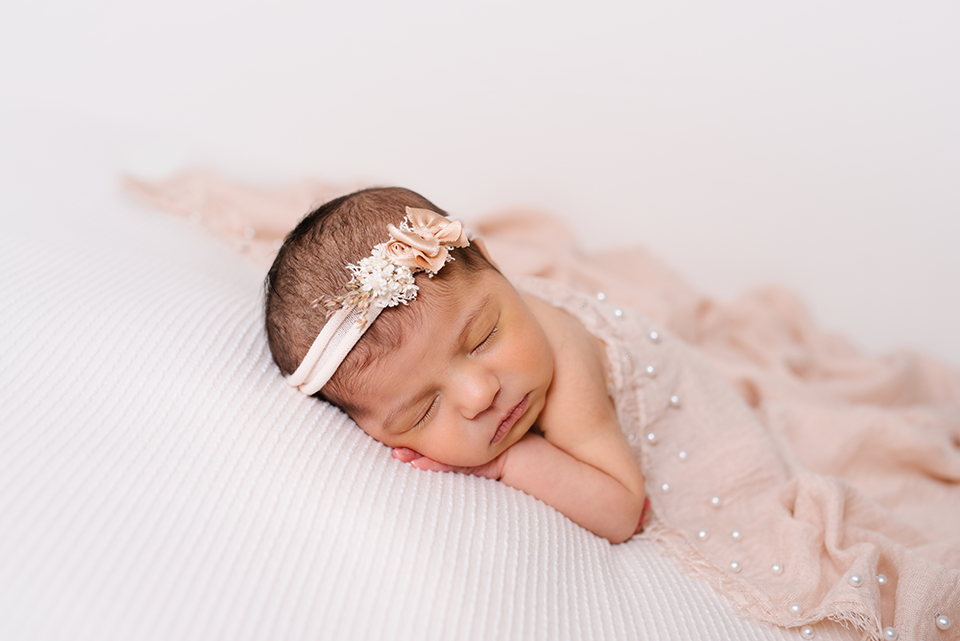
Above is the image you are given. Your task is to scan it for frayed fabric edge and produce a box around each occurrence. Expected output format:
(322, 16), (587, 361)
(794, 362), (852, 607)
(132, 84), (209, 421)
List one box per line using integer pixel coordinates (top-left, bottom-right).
(644, 522), (884, 640)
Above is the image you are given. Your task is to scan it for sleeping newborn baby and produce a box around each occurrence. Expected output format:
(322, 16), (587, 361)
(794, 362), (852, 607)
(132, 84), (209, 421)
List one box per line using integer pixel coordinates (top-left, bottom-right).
(265, 186), (648, 544)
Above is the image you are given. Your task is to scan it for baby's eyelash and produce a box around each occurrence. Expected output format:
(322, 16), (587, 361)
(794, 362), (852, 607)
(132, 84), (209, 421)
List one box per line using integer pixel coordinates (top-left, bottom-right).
(414, 397), (438, 430)
(473, 323), (499, 354)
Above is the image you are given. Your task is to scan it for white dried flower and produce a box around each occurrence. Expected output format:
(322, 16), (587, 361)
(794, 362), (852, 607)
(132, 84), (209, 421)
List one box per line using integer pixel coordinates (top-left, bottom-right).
(347, 243), (418, 309)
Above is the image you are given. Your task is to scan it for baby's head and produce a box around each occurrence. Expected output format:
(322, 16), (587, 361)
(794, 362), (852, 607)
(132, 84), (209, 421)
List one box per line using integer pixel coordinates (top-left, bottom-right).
(266, 187), (554, 467)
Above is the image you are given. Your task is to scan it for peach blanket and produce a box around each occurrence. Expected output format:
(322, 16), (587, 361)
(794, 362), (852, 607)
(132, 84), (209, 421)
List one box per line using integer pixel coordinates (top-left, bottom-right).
(127, 172), (960, 640)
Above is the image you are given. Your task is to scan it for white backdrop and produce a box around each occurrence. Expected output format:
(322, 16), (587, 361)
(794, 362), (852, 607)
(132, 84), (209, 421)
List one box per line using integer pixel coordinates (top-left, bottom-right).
(2, 0), (958, 365)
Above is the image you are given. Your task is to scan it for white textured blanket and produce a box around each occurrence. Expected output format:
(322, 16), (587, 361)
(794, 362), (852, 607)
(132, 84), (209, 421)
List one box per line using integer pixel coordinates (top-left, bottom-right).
(0, 175), (862, 640)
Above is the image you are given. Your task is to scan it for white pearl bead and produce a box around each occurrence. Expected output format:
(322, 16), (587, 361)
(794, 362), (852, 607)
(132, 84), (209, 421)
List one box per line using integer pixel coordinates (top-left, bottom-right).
(649, 330), (660, 343)
(710, 495), (722, 508)
(597, 292), (606, 301)
(800, 625), (816, 640)
(645, 364), (656, 376)
(661, 482), (670, 493)
(646, 432), (659, 445)
(731, 530), (742, 541)
(771, 563), (784, 576)
(729, 560), (742, 573)
(678, 450), (687, 461)
(614, 308), (623, 317)
(697, 529), (709, 541)
(876, 573), (887, 586)
(628, 433), (636, 442)
(244, 226), (257, 239)
(789, 602), (802, 616)
(848, 573), (863, 587)
(936, 614), (952, 631)
(882, 626), (898, 640)
(669, 394), (681, 407)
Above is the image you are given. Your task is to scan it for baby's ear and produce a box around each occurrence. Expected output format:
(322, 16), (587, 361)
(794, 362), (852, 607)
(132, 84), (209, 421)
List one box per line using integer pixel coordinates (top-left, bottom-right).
(471, 237), (501, 271)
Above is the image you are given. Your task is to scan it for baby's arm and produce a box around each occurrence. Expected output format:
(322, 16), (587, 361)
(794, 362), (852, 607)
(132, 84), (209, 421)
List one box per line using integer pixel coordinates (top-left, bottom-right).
(502, 429), (645, 543)
(394, 428), (645, 544)
(393, 420), (644, 543)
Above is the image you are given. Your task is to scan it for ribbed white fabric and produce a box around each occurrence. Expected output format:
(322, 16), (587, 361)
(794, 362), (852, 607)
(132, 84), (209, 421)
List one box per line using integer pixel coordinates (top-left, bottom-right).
(0, 200), (858, 641)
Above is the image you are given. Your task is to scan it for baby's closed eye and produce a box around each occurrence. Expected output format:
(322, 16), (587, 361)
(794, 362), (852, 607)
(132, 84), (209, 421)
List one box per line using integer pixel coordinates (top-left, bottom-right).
(413, 396), (439, 430)
(472, 323), (499, 354)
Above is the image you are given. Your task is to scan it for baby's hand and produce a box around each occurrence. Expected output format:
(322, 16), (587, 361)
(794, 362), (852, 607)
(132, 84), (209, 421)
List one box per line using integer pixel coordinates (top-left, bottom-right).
(391, 447), (505, 481)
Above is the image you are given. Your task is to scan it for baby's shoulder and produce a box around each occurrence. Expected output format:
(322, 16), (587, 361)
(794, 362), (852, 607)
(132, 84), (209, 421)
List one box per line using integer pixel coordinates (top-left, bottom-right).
(514, 274), (683, 446)
(513, 276), (587, 315)
(519, 284), (618, 440)
(513, 276), (621, 344)
(519, 283), (606, 373)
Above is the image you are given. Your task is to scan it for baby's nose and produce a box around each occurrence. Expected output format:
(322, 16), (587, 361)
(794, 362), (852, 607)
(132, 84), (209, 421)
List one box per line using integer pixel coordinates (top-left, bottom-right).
(457, 366), (500, 420)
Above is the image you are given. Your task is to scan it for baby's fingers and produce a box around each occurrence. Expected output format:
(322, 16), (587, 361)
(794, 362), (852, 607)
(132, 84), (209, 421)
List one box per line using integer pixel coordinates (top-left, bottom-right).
(391, 447), (422, 463)
(392, 448), (457, 473)
(409, 457), (457, 473)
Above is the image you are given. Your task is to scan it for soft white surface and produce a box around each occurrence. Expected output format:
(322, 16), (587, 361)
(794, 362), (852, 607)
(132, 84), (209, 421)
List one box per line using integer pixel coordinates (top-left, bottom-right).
(0, 2), (955, 637)
(0, 123), (861, 640)
(2, 0), (959, 364)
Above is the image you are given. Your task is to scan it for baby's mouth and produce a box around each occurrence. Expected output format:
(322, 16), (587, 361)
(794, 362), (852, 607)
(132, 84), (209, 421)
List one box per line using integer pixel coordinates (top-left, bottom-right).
(491, 394), (530, 445)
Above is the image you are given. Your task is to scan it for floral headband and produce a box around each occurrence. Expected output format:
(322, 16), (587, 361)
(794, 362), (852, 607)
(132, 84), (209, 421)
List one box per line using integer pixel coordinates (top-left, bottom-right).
(287, 206), (470, 395)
